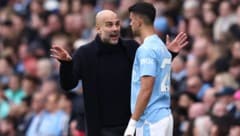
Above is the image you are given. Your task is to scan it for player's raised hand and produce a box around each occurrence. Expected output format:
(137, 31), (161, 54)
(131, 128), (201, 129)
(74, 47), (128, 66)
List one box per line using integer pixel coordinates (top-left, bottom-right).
(50, 45), (72, 61)
(166, 32), (188, 53)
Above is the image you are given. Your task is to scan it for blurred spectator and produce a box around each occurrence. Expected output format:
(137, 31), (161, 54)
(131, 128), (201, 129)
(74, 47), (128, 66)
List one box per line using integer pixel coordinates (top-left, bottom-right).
(36, 58), (54, 81)
(22, 55), (38, 76)
(171, 55), (187, 92)
(29, 0), (44, 15)
(0, 56), (14, 87)
(229, 124), (240, 136)
(64, 14), (75, 35)
(213, 0), (237, 42)
(173, 91), (198, 135)
(58, 93), (72, 115)
(188, 16), (205, 40)
(186, 58), (200, 77)
(210, 101), (231, 136)
(0, 19), (14, 42)
(47, 13), (63, 35)
(177, 18), (188, 34)
(194, 115), (214, 136)
(184, 102), (208, 136)
(177, 91), (198, 112)
(186, 75), (210, 100)
(36, 92), (69, 136)
(229, 58), (240, 85)
(71, 0), (81, 13)
(26, 91), (46, 136)
(228, 90), (240, 121)
(40, 78), (59, 97)
(59, 0), (70, 17)
(0, 83), (9, 119)
(202, 87), (217, 110)
(214, 55), (231, 74)
(215, 87), (236, 112)
(229, 4), (240, 39)
(51, 33), (73, 53)
(190, 36), (210, 63)
(206, 44), (222, 62)
(201, 1), (217, 28)
(228, 90), (240, 136)
(70, 14), (85, 39)
(21, 75), (40, 97)
(231, 41), (240, 59)
(101, 0), (119, 11)
(188, 102), (207, 120)
(183, 0), (200, 19)
(172, 55), (187, 82)
(11, 12), (35, 45)
(200, 60), (216, 86)
(16, 96), (32, 136)
(0, 116), (17, 136)
(214, 72), (239, 91)
(66, 82), (85, 136)
(186, 76), (202, 95)
(4, 73), (25, 105)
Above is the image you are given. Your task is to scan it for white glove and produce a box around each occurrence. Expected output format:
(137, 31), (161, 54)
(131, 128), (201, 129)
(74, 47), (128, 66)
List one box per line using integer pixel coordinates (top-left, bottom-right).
(124, 119), (137, 136)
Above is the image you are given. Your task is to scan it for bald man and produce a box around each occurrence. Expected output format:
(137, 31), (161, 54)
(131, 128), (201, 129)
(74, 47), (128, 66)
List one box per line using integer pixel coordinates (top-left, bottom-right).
(51, 10), (139, 136)
(51, 10), (187, 136)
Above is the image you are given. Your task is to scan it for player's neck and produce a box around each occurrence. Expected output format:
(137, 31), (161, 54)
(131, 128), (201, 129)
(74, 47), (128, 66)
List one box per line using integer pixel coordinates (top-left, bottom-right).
(140, 26), (155, 43)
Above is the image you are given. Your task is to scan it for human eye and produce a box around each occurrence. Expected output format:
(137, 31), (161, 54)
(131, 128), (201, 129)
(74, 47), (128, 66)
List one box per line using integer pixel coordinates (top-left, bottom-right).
(115, 21), (120, 27)
(105, 22), (113, 27)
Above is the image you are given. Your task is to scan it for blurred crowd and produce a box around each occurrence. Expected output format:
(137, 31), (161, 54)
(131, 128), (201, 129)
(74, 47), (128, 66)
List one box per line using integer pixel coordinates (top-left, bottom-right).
(0, 0), (240, 136)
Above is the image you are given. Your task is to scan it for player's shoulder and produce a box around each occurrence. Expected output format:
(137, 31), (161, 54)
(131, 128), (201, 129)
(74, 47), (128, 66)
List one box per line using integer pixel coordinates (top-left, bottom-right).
(139, 42), (157, 52)
(137, 45), (157, 58)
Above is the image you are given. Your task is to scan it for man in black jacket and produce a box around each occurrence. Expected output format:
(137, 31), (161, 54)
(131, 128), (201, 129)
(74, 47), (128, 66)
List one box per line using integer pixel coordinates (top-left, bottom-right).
(51, 10), (187, 136)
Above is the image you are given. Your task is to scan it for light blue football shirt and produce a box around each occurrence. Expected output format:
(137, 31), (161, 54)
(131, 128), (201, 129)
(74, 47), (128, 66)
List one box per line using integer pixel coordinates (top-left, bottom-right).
(131, 34), (172, 125)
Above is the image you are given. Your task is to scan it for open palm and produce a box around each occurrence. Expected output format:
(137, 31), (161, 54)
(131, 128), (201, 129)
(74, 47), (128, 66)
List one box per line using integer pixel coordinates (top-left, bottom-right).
(50, 45), (72, 61)
(166, 32), (188, 53)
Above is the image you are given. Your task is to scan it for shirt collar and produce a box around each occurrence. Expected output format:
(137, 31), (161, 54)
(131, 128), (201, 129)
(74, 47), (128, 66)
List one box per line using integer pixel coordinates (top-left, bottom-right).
(143, 34), (158, 45)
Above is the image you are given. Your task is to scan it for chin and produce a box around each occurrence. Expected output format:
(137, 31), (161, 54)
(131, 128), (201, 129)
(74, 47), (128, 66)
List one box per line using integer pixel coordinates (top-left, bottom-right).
(110, 40), (119, 45)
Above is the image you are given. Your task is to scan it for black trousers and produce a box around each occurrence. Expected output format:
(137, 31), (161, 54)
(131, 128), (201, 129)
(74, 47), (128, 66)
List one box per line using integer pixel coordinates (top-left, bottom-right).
(100, 126), (126, 136)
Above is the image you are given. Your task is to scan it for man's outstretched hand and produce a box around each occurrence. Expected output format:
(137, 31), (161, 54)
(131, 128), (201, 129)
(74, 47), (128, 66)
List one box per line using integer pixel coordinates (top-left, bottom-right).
(166, 32), (188, 53)
(50, 45), (72, 61)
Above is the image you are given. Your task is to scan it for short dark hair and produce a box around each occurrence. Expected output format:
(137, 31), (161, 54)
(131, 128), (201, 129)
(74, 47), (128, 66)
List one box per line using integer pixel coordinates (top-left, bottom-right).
(128, 2), (156, 24)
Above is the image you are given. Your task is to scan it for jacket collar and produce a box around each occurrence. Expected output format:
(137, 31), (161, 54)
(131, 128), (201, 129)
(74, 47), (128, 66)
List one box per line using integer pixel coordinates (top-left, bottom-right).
(94, 35), (124, 55)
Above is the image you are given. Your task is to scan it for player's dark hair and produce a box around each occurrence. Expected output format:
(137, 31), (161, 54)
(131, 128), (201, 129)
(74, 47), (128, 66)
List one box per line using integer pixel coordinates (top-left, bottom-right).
(128, 2), (156, 25)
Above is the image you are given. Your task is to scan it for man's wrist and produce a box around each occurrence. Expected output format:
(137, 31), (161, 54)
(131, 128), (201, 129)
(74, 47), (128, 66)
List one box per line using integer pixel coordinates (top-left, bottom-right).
(128, 118), (137, 127)
(66, 55), (72, 61)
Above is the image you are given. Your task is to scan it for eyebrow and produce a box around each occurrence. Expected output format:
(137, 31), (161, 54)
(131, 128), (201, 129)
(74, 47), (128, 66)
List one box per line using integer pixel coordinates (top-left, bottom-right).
(105, 21), (113, 24)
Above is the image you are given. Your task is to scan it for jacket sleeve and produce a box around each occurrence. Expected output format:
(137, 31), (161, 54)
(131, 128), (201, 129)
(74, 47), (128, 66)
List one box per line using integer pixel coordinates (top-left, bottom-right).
(59, 49), (83, 90)
(169, 50), (178, 61)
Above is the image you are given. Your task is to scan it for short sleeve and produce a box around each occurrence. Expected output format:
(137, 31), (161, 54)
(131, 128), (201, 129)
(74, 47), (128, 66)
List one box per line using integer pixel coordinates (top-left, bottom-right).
(138, 48), (157, 77)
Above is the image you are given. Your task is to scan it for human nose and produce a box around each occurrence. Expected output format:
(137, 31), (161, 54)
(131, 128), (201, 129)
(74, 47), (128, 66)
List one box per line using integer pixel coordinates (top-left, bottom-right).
(112, 24), (119, 31)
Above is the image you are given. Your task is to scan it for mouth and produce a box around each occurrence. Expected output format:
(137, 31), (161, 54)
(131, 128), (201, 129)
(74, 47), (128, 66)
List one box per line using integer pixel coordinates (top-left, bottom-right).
(110, 33), (119, 40)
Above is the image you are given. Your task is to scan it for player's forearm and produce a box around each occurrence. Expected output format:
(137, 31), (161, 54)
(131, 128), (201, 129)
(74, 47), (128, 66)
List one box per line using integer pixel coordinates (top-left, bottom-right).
(132, 88), (152, 121)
